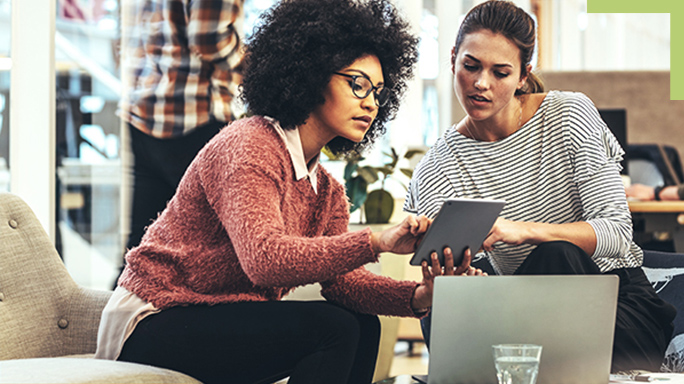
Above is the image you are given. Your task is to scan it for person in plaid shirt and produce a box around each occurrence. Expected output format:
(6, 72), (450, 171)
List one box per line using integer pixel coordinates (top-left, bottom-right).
(116, 0), (245, 286)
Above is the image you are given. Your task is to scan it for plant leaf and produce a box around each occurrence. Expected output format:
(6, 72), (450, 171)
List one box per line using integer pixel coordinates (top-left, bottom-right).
(322, 146), (341, 161)
(343, 162), (358, 181)
(357, 166), (380, 184)
(387, 148), (399, 169)
(404, 149), (426, 159)
(346, 176), (368, 213)
(374, 166), (394, 178)
(399, 168), (413, 178)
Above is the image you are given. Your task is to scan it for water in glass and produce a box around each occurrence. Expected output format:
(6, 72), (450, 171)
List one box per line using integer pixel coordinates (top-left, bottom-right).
(495, 355), (539, 384)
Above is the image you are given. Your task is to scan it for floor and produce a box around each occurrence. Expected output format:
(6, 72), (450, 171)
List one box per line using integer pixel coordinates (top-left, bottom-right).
(273, 341), (428, 384)
(389, 341), (429, 378)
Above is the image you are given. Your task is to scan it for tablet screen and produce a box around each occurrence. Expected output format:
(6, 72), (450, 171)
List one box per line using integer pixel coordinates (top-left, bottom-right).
(409, 198), (505, 266)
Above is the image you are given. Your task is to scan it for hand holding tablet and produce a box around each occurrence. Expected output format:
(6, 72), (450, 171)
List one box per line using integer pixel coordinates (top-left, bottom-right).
(409, 198), (506, 266)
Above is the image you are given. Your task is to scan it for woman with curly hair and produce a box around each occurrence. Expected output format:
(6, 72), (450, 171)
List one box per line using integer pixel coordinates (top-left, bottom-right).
(95, 0), (482, 383)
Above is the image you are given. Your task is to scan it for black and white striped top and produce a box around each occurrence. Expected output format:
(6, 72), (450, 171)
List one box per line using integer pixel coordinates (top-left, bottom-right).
(404, 91), (642, 275)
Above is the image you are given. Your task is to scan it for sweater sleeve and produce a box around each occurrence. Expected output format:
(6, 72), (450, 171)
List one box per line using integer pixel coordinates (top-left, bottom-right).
(565, 93), (633, 259)
(314, 168), (422, 317)
(198, 119), (379, 288)
(320, 268), (421, 318)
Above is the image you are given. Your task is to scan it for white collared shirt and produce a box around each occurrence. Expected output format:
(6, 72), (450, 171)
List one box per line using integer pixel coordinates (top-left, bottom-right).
(266, 117), (320, 193)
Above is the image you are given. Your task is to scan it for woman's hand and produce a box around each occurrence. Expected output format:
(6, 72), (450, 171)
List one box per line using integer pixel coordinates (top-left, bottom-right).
(481, 217), (532, 252)
(410, 247), (487, 312)
(625, 183), (656, 201)
(482, 217), (597, 256)
(370, 215), (431, 254)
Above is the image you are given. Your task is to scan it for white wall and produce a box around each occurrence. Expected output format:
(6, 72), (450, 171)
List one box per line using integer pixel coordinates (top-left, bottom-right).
(10, 0), (55, 240)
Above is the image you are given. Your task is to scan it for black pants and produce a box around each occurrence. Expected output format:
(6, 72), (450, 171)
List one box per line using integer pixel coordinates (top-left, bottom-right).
(114, 121), (225, 288)
(118, 301), (381, 384)
(421, 241), (676, 373)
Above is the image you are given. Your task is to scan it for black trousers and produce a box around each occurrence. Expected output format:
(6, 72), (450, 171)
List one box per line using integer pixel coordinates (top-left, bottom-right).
(515, 241), (675, 372)
(113, 121), (225, 288)
(421, 241), (676, 373)
(126, 121), (225, 253)
(118, 301), (381, 384)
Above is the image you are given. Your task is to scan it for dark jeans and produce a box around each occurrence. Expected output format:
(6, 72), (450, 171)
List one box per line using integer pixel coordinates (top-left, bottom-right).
(118, 301), (381, 384)
(420, 241), (676, 373)
(114, 121), (225, 288)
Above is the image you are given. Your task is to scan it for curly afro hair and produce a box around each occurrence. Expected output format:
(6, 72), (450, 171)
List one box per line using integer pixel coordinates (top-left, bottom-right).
(240, 0), (419, 156)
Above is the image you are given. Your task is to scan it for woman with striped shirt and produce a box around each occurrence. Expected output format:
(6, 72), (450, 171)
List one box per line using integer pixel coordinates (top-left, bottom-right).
(406, 0), (675, 373)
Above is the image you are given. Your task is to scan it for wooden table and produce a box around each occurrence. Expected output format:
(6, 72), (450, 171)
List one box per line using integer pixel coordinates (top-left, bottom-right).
(629, 201), (684, 252)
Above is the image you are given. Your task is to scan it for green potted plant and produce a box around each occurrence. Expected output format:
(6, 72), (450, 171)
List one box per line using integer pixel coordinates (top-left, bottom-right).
(322, 148), (372, 220)
(339, 147), (424, 224)
(364, 147), (424, 223)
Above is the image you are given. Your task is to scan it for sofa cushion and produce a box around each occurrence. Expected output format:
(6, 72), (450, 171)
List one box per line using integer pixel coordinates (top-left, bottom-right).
(0, 358), (202, 383)
(0, 192), (113, 360)
(642, 250), (684, 373)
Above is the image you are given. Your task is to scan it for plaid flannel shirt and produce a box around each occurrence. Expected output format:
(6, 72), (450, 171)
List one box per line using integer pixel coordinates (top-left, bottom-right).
(120, 0), (245, 138)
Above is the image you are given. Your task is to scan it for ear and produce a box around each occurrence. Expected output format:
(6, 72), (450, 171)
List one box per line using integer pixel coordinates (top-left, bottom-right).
(517, 64), (532, 90)
(450, 47), (456, 74)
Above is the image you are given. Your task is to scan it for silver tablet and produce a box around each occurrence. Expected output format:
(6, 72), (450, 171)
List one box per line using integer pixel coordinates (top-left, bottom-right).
(409, 198), (505, 266)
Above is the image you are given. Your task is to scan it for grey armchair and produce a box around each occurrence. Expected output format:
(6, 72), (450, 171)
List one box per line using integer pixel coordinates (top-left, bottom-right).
(0, 192), (201, 383)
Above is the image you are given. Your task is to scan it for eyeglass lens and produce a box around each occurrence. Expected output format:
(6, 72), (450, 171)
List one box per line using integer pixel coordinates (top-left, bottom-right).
(351, 76), (388, 107)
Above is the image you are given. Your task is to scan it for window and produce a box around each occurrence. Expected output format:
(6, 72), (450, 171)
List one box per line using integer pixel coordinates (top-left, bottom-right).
(55, 0), (122, 289)
(547, 0), (669, 71)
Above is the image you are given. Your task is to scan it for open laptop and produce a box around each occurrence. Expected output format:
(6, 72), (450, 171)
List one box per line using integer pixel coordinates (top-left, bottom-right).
(422, 275), (619, 384)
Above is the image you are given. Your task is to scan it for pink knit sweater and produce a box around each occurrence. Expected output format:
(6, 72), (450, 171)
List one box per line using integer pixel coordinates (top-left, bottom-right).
(120, 116), (420, 317)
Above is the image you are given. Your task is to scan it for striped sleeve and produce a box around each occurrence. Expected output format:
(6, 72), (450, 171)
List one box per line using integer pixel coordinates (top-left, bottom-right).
(562, 93), (635, 265)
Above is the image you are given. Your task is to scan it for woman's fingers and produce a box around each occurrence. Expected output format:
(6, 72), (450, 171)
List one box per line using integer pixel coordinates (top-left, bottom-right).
(421, 260), (432, 280)
(454, 248), (472, 275)
(410, 215), (431, 235)
(443, 247), (455, 275)
(404, 215), (431, 236)
(418, 215), (431, 233)
(430, 252), (442, 275)
(461, 267), (484, 276)
(405, 215), (418, 234)
(424, 248), (489, 279)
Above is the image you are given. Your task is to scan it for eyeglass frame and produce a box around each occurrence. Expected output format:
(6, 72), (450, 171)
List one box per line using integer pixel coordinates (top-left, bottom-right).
(332, 72), (389, 107)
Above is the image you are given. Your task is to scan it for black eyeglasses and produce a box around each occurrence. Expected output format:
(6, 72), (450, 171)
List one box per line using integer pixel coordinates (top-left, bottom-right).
(333, 72), (389, 107)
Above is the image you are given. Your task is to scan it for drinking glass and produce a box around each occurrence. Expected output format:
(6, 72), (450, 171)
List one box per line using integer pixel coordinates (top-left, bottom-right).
(492, 344), (542, 384)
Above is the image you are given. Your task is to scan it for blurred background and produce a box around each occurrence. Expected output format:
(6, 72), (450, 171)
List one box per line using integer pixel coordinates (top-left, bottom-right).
(0, 0), (673, 290)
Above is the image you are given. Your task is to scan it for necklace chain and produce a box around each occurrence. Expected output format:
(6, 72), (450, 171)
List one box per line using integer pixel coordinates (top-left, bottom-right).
(463, 97), (523, 141)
